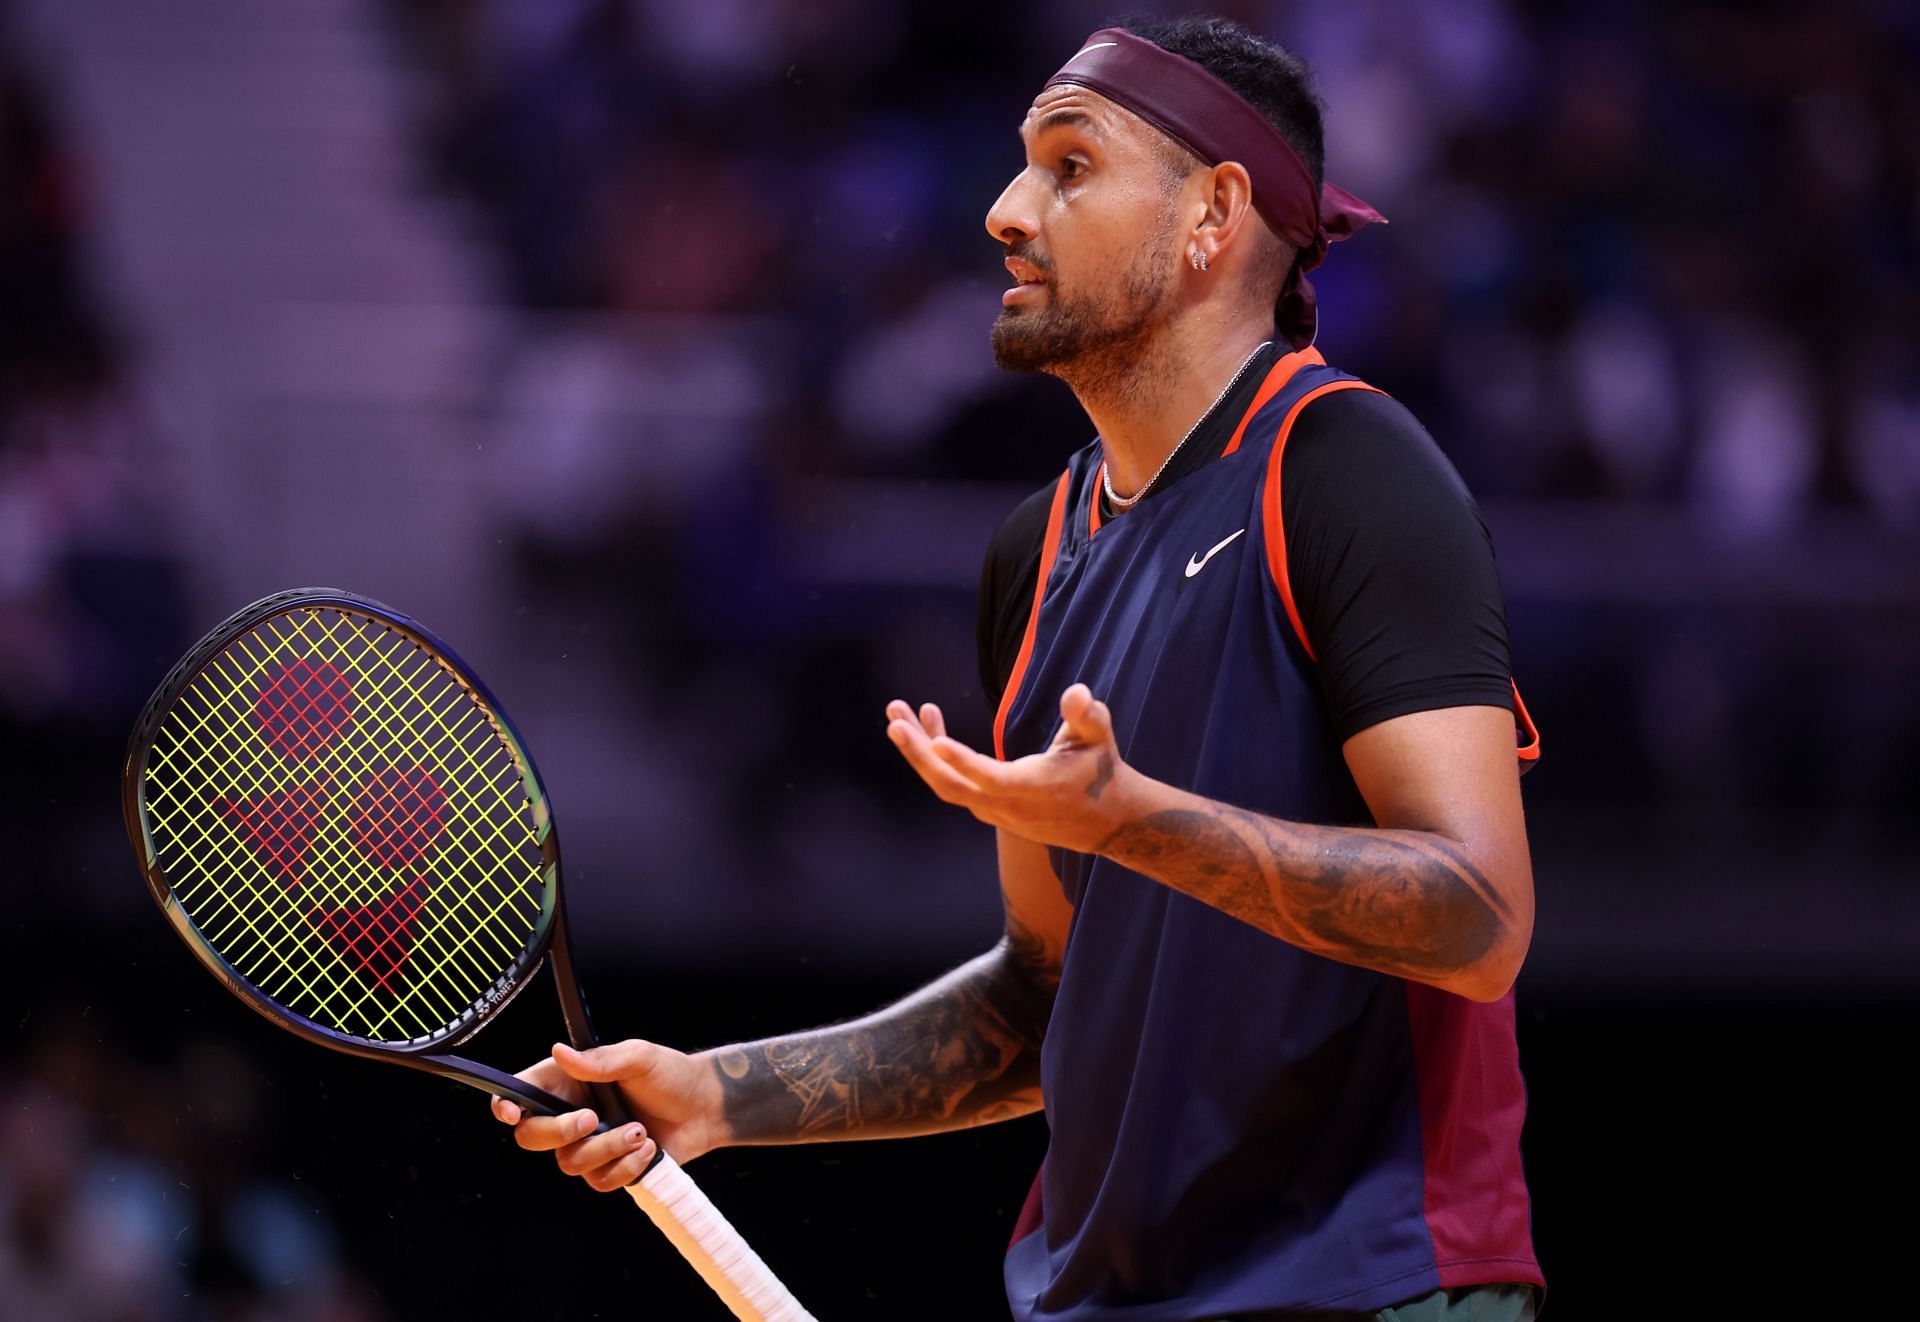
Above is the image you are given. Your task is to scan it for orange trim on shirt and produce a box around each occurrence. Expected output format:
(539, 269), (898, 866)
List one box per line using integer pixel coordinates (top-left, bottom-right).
(1261, 381), (1545, 769)
(1221, 345), (1325, 457)
(1089, 346), (1325, 538)
(1512, 680), (1541, 765)
(994, 470), (1073, 761)
(1260, 379), (1387, 661)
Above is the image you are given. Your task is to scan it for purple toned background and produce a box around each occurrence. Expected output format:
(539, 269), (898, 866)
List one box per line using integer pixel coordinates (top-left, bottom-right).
(2, 0), (1914, 1317)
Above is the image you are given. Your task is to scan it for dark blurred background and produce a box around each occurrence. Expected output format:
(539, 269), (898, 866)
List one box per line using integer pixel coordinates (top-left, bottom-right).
(2, 0), (1914, 1317)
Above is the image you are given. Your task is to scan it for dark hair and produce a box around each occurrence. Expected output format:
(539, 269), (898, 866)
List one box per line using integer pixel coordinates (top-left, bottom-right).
(1117, 15), (1326, 191)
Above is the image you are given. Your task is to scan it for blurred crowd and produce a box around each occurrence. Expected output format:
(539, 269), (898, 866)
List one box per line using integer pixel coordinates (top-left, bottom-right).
(0, 0), (1907, 927)
(1, 1017), (389, 1322)
(387, 0), (1920, 522)
(0, 1), (1906, 915)
(0, 23), (182, 734)
(0, 28), (359, 1321)
(373, 0), (1920, 851)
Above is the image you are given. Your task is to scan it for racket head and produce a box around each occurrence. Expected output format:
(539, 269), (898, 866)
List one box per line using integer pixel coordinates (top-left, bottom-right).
(124, 588), (562, 1059)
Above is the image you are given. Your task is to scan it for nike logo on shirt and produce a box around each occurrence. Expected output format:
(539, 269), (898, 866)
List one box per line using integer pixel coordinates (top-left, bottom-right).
(1185, 528), (1247, 578)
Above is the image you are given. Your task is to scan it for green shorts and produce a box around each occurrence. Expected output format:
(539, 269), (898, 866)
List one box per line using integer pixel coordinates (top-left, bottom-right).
(1223, 1282), (1543, 1322)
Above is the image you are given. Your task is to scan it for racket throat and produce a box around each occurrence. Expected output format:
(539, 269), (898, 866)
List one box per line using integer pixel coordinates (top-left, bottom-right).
(427, 1051), (591, 1125)
(545, 903), (632, 1127)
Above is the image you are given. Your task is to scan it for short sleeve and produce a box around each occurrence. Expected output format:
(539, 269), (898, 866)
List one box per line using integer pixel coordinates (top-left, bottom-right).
(1280, 390), (1515, 744)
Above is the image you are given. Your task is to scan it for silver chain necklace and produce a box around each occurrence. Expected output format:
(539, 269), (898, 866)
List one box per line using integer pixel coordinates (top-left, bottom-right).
(1102, 340), (1272, 512)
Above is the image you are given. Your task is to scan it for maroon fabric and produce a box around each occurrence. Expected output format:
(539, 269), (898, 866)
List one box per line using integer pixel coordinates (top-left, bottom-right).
(1045, 28), (1385, 348)
(1007, 1165), (1045, 1250)
(1403, 983), (1546, 1292)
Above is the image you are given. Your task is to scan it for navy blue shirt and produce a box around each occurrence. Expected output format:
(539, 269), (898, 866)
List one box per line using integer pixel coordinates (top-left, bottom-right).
(978, 343), (1515, 742)
(988, 347), (1542, 1318)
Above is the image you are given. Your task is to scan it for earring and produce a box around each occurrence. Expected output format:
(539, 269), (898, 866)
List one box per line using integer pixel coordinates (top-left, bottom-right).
(1190, 249), (1209, 272)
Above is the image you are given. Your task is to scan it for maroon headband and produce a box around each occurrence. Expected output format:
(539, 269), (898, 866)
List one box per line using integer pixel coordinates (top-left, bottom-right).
(1044, 27), (1385, 349)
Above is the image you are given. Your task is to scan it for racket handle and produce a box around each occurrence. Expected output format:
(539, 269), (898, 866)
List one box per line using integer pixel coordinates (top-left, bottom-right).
(626, 1152), (816, 1322)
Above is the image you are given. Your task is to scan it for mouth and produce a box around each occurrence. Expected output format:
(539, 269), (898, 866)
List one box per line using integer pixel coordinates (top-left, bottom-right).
(1002, 255), (1049, 307)
(1003, 255), (1048, 289)
(1002, 281), (1046, 308)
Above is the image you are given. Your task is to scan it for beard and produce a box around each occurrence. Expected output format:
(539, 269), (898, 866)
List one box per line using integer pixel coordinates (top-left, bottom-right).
(990, 231), (1177, 391)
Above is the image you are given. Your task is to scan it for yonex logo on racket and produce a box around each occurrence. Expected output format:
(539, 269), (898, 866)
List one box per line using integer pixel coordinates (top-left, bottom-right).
(139, 602), (548, 1043)
(253, 657), (355, 760)
(223, 661), (456, 996)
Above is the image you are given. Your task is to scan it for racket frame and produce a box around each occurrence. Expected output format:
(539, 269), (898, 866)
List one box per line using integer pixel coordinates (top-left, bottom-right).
(122, 587), (585, 1119)
(126, 588), (819, 1321)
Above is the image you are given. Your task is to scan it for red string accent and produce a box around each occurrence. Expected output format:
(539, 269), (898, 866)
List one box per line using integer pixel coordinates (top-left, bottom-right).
(215, 779), (331, 887)
(253, 658), (355, 761)
(309, 876), (430, 996)
(349, 765), (449, 870)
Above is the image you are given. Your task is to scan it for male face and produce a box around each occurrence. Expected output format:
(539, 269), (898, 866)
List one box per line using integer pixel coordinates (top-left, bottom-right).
(985, 84), (1187, 380)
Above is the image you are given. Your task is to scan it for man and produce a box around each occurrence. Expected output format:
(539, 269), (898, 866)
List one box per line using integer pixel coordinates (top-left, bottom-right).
(493, 17), (1545, 1320)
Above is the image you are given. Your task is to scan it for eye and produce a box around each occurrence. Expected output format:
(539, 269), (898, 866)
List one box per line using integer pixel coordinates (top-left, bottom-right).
(1059, 156), (1087, 181)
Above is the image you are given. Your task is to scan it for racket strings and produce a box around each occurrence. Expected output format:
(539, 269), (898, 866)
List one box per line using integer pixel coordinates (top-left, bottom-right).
(157, 610), (536, 1036)
(142, 607), (548, 1042)
(150, 615), (510, 1034)
(159, 623), (490, 1019)
(229, 610), (539, 1027)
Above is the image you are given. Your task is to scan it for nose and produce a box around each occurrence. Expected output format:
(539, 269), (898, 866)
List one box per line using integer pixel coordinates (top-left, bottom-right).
(985, 167), (1039, 248)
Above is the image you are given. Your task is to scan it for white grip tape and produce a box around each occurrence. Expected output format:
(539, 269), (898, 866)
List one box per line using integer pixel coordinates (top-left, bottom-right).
(626, 1153), (816, 1322)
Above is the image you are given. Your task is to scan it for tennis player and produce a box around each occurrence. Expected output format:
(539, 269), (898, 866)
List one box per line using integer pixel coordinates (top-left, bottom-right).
(495, 17), (1545, 1320)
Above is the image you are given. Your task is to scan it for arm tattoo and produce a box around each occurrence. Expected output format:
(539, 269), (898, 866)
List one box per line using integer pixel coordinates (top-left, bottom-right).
(1094, 806), (1511, 981)
(715, 920), (1058, 1144)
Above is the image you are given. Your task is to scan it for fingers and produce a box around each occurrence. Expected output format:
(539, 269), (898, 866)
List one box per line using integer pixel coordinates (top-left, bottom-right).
(929, 734), (1007, 785)
(885, 699), (951, 744)
(511, 1105), (601, 1153)
(886, 702), (988, 804)
(551, 1039), (659, 1085)
(583, 1134), (660, 1193)
(500, 1042), (659, 1151)
(492, 1053), (589, 1135)
(490, 1045), (666, 1190)
(918, 702), (946, 740)
(1059, 683), (1112, 742)
(554, 1120), (655, 1188)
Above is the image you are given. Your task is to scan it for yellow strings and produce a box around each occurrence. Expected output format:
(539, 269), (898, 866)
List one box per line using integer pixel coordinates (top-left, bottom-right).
(143, 608), (547, 1041)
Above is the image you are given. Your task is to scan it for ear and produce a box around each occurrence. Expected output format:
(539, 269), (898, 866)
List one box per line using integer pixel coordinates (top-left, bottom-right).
(1189, 160), (1259, 271)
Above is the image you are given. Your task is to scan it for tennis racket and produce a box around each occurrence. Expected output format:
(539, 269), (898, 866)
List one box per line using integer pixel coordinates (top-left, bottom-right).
(122, 587), (815, 1322)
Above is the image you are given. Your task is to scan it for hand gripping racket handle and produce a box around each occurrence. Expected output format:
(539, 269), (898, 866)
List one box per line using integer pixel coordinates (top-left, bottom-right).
(545, 922), (811, 1319)
(626, 1153), (816, 1322)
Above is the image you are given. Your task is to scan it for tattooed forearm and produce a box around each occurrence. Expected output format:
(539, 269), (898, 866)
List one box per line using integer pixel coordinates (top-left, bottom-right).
(1094, 806), (1512, 982)
(713, 931), (1056, 1145)
(1004, 907), (1062, 995)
